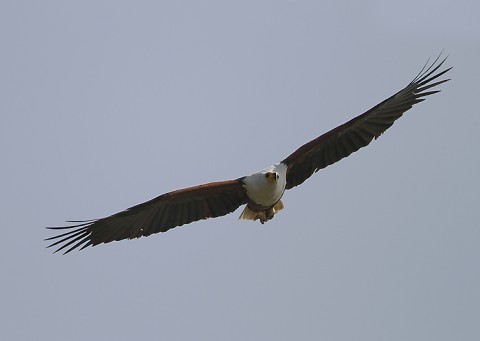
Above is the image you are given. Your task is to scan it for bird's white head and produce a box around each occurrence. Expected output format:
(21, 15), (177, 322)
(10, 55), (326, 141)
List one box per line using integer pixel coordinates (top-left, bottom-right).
(242, 163), (288, 207)
(264, 171), (280, 184)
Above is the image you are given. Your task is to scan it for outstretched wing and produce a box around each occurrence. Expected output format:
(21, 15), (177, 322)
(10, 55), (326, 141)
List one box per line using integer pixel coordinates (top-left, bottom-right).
(282, 55), (451, 190)
(46, 179), (247, 254)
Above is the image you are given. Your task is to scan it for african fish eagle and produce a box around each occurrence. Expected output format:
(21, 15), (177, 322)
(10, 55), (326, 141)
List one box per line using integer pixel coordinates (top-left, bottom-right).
(46, 55), (451, 254)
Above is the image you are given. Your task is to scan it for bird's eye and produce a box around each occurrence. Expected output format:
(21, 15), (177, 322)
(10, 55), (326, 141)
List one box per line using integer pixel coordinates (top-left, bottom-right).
(265, 173), (270, 178)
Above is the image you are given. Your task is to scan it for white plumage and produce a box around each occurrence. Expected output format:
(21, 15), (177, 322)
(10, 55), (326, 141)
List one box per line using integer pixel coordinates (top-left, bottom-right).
(242, 163), (288, 207)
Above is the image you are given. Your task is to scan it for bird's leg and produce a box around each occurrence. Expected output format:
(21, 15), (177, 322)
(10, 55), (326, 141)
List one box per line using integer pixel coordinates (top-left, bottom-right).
(254, 211), (268, 224)
(253, 207), (276, 224)
(265, 207), (275, 221)
(259, 207), (276, 224)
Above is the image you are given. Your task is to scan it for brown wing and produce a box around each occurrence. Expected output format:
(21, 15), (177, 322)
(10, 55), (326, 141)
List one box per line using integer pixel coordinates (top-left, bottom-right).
(46, 178), (247, 254)
(282, 55), (451, 190)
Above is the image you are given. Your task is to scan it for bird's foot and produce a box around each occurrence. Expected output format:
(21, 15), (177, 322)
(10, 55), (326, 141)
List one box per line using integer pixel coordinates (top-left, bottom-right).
(256, 208), (275, 224)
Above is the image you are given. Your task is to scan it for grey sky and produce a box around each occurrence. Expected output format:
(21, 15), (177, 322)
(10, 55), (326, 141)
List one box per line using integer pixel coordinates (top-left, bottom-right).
(1, 1), (479, 340)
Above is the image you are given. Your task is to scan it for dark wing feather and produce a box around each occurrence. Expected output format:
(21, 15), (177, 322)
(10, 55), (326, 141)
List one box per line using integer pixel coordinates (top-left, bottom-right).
(282, 55), (451, 190)
(46, 178), (247, 254)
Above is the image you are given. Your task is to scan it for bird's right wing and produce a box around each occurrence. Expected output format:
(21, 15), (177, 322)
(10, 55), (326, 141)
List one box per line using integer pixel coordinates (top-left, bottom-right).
(46, 178), (247, 254)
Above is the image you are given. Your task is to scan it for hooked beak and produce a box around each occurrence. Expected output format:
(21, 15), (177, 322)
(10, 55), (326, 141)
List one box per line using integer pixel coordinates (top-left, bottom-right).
(265, 171), (280, 184)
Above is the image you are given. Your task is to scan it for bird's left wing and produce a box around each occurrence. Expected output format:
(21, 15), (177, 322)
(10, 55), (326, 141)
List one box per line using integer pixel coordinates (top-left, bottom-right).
(282, 55), (451, 190)
(46, 179), (247, 254)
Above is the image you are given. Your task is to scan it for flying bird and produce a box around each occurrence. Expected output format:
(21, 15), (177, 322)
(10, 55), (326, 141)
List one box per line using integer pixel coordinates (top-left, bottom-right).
(46, 55), (451, 254)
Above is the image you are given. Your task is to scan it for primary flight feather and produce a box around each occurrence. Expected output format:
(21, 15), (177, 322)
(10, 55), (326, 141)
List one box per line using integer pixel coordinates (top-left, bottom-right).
(46, 55), (451, 254)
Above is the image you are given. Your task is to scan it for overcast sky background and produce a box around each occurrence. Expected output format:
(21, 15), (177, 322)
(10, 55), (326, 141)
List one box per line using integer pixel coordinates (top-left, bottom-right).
(2, 1), (479, 340)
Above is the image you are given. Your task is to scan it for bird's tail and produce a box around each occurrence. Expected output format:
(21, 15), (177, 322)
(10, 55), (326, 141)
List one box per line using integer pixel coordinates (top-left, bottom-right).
(238, 200), (284, 221)
(239, 206), (259, 221)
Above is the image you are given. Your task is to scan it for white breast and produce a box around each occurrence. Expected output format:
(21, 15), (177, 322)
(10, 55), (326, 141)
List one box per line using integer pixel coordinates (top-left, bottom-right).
(243, 163), (288, 207)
